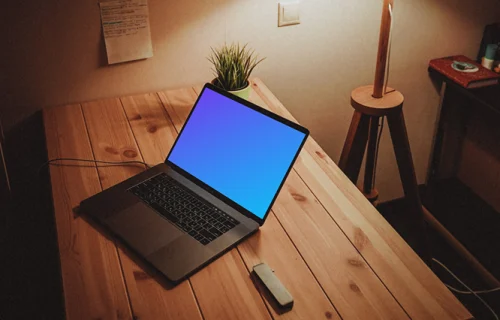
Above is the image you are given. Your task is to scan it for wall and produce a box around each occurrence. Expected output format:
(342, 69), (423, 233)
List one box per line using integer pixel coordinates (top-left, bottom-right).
(3, 0), (500, 201)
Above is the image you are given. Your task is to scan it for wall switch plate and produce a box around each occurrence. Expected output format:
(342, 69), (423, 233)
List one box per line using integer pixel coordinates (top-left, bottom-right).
(278, 2), (300, 27)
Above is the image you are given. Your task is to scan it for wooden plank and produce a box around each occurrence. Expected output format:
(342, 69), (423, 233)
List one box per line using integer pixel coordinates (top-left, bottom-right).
(165, 86), (403, 319)
(44, 105), (132, 320)
(190, 249), (272, 320)
(157, 87), (199, 132)
(250, 78), (473, 320)
(81, 98), (202, 320)
(271, 171), (408, 319)
(238, 214), (342, 319)
(121, 93), (178, 164)
(295, 151), (468, 320)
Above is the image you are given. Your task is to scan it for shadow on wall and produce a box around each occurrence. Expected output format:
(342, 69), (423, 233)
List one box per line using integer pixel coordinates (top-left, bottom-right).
(2, 0), (229, 134)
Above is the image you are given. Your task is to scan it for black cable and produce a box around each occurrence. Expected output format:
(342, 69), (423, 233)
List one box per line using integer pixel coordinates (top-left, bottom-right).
(38, 158), (152, 175)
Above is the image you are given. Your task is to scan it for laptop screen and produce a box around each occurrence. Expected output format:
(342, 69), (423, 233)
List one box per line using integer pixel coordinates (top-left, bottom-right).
(167, 86), (307, 220)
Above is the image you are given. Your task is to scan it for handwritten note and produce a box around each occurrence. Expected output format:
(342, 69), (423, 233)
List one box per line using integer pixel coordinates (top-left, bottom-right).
(99, 0), (153, 64)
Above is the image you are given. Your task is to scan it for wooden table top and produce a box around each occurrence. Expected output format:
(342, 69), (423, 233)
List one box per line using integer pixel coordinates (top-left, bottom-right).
(44, 78), (472, 320)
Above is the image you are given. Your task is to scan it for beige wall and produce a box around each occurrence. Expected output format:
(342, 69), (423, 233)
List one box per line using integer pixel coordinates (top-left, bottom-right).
(3, 0), (499, 201)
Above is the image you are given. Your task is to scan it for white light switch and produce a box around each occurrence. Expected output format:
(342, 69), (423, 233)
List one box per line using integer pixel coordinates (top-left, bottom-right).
(278, 2), (300, 27)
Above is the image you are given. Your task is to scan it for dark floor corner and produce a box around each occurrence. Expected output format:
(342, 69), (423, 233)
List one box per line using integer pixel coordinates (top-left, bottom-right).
(0, 112), (65, 320)
(379, 184), (500, 320)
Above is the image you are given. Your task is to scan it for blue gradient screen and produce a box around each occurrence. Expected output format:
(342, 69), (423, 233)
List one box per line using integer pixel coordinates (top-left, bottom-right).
(167, 88), (306, 219)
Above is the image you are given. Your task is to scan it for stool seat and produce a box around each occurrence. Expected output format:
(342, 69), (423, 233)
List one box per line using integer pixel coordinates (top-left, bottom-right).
(351, 85), (404, 116)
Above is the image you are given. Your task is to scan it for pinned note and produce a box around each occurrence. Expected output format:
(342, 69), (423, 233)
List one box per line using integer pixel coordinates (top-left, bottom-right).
(99, 0), (153, 64)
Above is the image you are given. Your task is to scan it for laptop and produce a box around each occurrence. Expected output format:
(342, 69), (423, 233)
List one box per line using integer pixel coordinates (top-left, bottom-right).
(79, 83), (309, 283)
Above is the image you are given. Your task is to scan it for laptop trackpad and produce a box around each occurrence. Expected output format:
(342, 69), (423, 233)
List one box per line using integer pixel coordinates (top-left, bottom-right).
(105, 203), (183, 256)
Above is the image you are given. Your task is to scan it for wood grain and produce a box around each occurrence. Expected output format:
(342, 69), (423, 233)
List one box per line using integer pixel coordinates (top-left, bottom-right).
(81, 98), (203, 320)
(121, 93), (178, 164)
(158, 87), (199, 132)
(44, 105), (132, 320)
(250, 78), (472, 320)
(271, 171), (408, 319)
(238, 214), (341, 320)
(190, 249), (272, 320)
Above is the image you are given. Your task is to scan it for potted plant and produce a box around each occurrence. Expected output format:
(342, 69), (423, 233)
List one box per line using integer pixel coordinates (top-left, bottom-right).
(208, 43), (265, 100)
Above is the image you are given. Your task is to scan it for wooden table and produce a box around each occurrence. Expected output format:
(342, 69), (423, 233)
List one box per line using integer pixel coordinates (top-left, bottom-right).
(44, 78), (472, 320)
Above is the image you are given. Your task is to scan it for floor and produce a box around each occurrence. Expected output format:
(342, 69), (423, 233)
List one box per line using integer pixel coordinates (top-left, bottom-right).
(0, 112), (498, 319)
(379, 182), (500, 320)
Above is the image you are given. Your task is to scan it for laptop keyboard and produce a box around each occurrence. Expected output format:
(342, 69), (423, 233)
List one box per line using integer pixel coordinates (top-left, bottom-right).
(129, 173), (240, 245)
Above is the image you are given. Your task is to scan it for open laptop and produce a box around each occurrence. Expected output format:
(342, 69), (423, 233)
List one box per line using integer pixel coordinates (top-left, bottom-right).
(79, 83), (309, 283)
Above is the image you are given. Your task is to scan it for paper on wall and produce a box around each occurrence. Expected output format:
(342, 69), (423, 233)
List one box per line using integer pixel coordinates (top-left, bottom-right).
(99, 0), (153, 64)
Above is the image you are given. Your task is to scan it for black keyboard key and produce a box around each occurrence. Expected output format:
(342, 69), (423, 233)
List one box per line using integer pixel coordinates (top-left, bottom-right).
(194, 233), (204, 241)
(199, 229), (215, 241)
(150, 202), (178, 223)
(188, 230), (198, 237)
(209, 228), (222, 237)
(222, 220), (236, 228)
(200, 238), (210, 245)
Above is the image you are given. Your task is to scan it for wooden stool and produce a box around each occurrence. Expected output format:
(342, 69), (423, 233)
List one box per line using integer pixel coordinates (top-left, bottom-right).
(339, 85), (430, 261)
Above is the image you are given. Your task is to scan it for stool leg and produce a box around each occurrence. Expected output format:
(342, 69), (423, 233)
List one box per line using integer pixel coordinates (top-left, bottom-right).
(339, 111), (370, 184)
(363, 116), (380, 204)
(387, 110), (430, 263)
